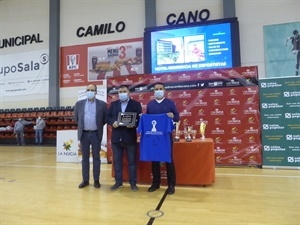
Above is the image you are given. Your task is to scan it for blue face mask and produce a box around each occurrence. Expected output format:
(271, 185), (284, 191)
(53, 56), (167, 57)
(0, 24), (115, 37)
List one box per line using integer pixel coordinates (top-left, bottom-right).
(87, 91), (95, 100)
(154, 90), (164, 99)
(119, 93), (129, 102)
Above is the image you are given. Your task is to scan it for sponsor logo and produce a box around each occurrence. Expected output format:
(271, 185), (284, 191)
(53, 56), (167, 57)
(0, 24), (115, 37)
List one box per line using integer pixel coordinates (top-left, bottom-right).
(228, 137), (242, 144)
(211, 108), (224, 115)
(226, 98), (240, 105)
(215, 146), (225, 153)
(67, 54), (80, 70)
(243, 87), (257, 95)
(260, 82), (282, 88)
(210, 89), (224, 96)
(227, 117), (241, 125)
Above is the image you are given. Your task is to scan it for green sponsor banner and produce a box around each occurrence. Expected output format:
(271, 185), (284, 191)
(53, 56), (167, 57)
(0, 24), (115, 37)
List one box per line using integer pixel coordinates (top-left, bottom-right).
(259, 77), (300, 167)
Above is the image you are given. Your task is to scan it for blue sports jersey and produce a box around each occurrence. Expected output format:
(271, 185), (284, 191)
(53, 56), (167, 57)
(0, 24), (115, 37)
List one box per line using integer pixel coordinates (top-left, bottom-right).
(138, 114), (174, 163)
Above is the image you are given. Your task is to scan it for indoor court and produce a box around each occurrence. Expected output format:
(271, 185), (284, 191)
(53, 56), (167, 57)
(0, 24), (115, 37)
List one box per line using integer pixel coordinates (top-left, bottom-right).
(1, 145), (299, 225)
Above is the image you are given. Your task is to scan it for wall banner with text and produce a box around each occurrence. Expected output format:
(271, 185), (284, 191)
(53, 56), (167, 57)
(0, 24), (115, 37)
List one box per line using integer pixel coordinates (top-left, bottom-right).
(0, 49), (49, 97)
(60, 38), (143, 88)
(259, 77), (300, 167)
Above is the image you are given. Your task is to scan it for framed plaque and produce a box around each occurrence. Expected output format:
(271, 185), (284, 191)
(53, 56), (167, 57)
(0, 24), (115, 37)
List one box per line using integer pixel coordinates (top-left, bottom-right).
(117, 112), (137, 126)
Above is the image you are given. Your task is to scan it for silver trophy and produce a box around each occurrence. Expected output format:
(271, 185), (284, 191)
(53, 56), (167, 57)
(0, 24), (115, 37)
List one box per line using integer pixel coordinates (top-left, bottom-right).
(184, 125), (193, 142)
(174, 121), (181, 142)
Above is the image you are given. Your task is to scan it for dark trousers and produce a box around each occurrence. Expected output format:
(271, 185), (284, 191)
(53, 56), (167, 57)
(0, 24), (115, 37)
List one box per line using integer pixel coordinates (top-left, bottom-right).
(151, 134), (176, 186)
(80, 131), (101, 182)
(112, 142), (137, 185)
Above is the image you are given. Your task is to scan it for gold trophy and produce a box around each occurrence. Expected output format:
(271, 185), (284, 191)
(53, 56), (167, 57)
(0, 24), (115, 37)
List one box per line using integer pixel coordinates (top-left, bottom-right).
(184, 125), (193, 142)
(174, 121), (181, 142)
(200, 122), (207, 141)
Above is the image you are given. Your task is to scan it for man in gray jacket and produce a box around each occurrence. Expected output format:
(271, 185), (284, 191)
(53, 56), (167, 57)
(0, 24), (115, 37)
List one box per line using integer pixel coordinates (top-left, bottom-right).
(35, 116), (46, 145)
(74, 84), (107, 189)
(14, 118), (33, 145)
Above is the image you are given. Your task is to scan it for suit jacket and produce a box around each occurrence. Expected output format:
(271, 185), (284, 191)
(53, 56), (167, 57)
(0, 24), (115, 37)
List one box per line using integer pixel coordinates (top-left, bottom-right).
(74, 98), (107, 141)
(107, 98), (142, 144)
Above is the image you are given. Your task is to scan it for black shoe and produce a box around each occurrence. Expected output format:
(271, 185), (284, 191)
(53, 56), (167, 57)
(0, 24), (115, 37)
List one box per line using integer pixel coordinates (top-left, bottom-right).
(78, 181), (89, 188)
(167, 185), (175, 195)
(130, 184), (138, 192)
(148, 184), (160, 192)
(110, 183), (123, 191)
(94, 181), (101, 188)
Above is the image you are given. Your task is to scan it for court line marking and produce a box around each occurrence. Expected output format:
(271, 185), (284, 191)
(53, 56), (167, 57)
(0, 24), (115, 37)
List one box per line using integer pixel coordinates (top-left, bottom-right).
(1, 155), (299, 178)
(1, 163), (298, 177)
(147, 189), (168, 225)
(0, 164), (111, 170)
(0, 154), (50, 165)
(217, 173), (300, 178)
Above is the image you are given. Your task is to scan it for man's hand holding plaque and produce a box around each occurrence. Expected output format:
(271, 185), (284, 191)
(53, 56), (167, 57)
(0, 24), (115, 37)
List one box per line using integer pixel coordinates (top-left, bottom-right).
(117, 112), (137, 127)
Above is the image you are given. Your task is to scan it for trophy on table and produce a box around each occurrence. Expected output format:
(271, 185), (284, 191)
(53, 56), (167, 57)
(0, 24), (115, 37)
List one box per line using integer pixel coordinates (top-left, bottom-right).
(184, 125), (193, 142)
(191, 129), (197, 140)
(200, 122), (207, 141)
(174, 121), (181, 142)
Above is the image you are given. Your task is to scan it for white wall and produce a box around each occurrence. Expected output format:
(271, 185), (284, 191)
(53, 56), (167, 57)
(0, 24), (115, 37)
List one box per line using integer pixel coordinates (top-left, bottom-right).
(60, 0), (145, 46)
(156, 0), (223, 25)
(1, 0), (300, 109)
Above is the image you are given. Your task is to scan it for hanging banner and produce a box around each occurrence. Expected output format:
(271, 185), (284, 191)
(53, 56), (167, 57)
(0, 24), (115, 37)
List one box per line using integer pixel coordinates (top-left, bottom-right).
(107, 66), (262, 166)
(60, 38), (143, 87)
(259, 77), (300, 167)
(0, 49), (49, 96)
(263, 21), (300, 77)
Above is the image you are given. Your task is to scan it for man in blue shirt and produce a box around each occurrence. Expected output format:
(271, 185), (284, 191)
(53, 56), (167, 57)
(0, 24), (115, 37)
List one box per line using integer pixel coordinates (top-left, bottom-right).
(145, 82), (180, 195)
(74, 84), (107, 189)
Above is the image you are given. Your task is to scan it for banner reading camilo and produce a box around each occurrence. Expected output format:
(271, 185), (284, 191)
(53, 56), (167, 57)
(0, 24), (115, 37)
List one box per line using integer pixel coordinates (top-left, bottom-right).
(259, 77), (300, 167)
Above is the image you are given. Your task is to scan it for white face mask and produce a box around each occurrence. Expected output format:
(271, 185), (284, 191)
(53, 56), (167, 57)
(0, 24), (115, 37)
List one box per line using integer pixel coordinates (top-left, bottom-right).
(154, 90), (165, 99)
(18, 118), (22, 121)
(38, 117), (41, 120)
(87, 91), (96, 100)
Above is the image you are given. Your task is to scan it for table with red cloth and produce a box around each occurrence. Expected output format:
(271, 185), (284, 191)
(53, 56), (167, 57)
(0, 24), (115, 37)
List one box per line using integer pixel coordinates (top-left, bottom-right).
(117, 138), (215, 186)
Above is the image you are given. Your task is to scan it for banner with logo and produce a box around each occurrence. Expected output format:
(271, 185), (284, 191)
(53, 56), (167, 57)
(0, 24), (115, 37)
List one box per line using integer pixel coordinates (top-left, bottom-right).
(56, 130), (78, 162)
(0, 49), (49, 96)
(107, 66), (262, 166)
(259, 77), (300, 167)
(60, 38), (143, 87)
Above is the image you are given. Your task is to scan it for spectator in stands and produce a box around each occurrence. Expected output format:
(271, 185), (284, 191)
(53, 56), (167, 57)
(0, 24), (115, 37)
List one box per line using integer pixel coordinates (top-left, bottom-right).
(0, 126), (12, 131)
(74, 84), (107, 189)
(14, 118), (33, 146)
(35, 116), (46, 145)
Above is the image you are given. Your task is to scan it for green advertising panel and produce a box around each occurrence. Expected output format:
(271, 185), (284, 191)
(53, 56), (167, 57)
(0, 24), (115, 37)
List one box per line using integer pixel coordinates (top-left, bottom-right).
(259, 77), (300, 167)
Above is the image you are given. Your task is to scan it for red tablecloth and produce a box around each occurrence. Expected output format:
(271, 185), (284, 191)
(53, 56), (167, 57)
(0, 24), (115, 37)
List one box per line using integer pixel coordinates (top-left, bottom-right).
(119, 138), (215, 186)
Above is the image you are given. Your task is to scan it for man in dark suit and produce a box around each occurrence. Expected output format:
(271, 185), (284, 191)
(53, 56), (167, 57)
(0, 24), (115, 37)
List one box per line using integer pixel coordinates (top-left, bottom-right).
(74, 84), (107, 189)
(107, 85), (142, 191)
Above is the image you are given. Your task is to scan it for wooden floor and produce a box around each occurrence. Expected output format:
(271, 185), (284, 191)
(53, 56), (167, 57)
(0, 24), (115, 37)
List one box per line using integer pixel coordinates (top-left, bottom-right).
(0, 145), (299, 225)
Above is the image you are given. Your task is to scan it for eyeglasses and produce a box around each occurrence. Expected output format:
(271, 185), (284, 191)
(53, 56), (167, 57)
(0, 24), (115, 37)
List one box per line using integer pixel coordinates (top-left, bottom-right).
(86, 89), (96, 92)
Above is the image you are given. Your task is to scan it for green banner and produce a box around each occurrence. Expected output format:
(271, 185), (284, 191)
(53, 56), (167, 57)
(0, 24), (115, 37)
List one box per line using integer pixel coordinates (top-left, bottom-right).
(259, 77), (300, 167)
